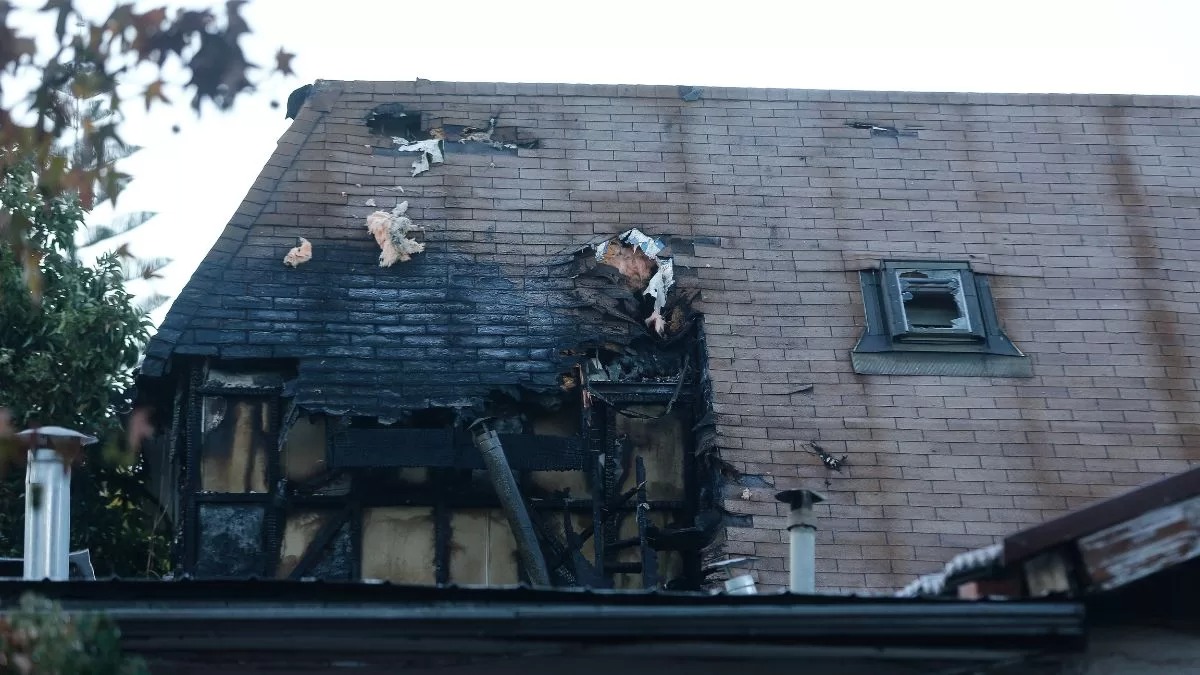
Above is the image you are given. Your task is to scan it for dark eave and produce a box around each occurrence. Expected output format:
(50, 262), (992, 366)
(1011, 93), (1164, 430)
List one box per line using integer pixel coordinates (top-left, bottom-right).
(0, 580), (1084, 671)
(1003, 466), (1200, 565)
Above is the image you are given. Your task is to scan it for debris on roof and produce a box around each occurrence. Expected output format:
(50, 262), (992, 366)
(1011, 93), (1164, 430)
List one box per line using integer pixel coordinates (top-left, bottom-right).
(366, 202), (424, 267)
(845, 121), (920, 138)
(282, 238), (312, 267)
(461, 117), (499, 144)
(455, 116), (537, 152)
(393, 138), (444, 177)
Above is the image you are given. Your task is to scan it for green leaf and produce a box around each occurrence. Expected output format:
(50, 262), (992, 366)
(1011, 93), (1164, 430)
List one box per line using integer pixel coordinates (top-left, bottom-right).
(121, 255), (171, 281)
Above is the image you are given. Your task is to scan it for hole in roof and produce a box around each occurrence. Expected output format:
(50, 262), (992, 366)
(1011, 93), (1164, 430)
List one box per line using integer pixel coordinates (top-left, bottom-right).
(365, 103), (423, 138)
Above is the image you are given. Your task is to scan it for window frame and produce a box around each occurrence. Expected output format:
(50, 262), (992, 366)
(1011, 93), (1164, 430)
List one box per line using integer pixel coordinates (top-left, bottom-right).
(880, 261), (986, 343)
(852, 260), (1031, 377)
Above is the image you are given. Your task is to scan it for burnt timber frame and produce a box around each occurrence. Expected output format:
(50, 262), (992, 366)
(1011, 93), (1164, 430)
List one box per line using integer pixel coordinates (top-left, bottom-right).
(173, 341), (708, 589)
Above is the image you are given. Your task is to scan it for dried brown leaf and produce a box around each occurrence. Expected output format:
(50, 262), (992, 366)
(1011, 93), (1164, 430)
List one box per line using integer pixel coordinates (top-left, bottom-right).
(274, 48), (295, 76)
(142, 79), (170, 111)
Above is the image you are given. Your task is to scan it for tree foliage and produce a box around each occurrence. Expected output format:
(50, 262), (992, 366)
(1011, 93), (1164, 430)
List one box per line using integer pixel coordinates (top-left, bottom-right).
(0, 0), (295, 575)
(0, 156), (168, 577)
(0, 0), (294, 300)
(0, 593), (146, 674)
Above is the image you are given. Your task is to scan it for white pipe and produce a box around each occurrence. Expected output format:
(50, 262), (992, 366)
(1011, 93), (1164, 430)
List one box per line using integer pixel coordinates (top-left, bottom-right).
(24, 448), (72, 580)
(724, 574), (758, 595)
(787, 510), (816, 593)
(775, 489), (825, 594)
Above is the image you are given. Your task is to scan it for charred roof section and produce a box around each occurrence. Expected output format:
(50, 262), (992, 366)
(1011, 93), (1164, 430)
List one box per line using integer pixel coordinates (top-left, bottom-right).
(364, 102), (421, 138)
(141, 82), (692, 417)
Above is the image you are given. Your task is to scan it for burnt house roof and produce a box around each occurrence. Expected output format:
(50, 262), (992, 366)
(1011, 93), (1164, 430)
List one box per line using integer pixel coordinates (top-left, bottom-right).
(141, 79), (1200, 426)
(141, 81), (683, 416)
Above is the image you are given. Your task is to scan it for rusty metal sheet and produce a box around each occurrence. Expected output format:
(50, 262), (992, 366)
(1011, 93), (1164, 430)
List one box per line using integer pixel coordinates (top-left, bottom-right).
(1078, 493), (1200, 592)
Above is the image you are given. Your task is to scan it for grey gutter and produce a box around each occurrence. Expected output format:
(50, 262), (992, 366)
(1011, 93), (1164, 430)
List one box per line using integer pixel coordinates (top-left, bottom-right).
(77, 599), (1085, 646)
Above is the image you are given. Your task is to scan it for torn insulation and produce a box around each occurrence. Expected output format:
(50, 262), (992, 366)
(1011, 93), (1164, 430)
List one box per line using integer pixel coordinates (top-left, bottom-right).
(594, 229), (676, 336)
(394, 138), (445, 177)
(367, 202), (425, 267)
(283, 238), (312, 267)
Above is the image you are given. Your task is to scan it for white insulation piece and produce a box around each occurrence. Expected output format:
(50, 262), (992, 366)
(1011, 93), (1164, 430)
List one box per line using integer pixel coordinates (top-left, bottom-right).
(393, 138), (445, 177)
(619, 228), (666, 258)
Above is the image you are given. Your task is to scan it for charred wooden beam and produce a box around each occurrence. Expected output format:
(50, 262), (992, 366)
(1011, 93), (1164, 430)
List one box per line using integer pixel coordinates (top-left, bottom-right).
(330, 428), (585, 471)
(288, 508), (352, 580)
(561, 510), (600, 586)
(636, 456), (659, 589)
(433, 471), (451, 586)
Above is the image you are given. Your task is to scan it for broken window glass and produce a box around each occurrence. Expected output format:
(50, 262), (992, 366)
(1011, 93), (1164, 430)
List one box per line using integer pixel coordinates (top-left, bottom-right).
(880, 263), (984, 343)
(200, 395), (273, 493)
(895, 270), (970, 331)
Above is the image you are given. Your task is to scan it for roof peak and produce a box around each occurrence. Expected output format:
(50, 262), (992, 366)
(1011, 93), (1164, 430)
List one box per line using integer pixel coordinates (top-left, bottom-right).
(318, 78), (1200, 108)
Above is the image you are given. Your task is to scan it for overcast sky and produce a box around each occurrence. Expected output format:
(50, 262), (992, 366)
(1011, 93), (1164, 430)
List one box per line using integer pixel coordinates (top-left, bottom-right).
(9, 0), (1200, 324)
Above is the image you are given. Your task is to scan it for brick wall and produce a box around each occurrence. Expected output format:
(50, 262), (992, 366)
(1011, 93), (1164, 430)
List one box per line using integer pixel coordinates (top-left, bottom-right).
(148, 81), (1200, 592)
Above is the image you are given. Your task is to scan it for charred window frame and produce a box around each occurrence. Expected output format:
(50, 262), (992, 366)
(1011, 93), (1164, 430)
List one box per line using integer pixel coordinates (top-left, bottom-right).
(181, 364), (286, 578)
(852, 261), (1030, 377)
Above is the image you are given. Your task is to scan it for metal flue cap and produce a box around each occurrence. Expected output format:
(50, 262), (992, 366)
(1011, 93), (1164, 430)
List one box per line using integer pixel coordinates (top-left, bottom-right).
(467, 417), (496, 438)
(775, 489), (826, 509)
(17, 427), (98, 446)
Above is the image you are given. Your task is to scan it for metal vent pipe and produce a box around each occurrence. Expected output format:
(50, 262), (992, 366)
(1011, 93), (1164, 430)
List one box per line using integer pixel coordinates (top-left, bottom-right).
(19, 427), (98, 581)
(775, 489), (826, 593)
(469, 418), (551, 586)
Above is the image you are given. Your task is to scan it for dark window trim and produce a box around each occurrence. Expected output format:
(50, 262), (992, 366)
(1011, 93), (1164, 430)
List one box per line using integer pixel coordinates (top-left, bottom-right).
(852, 261), (1031, 377)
